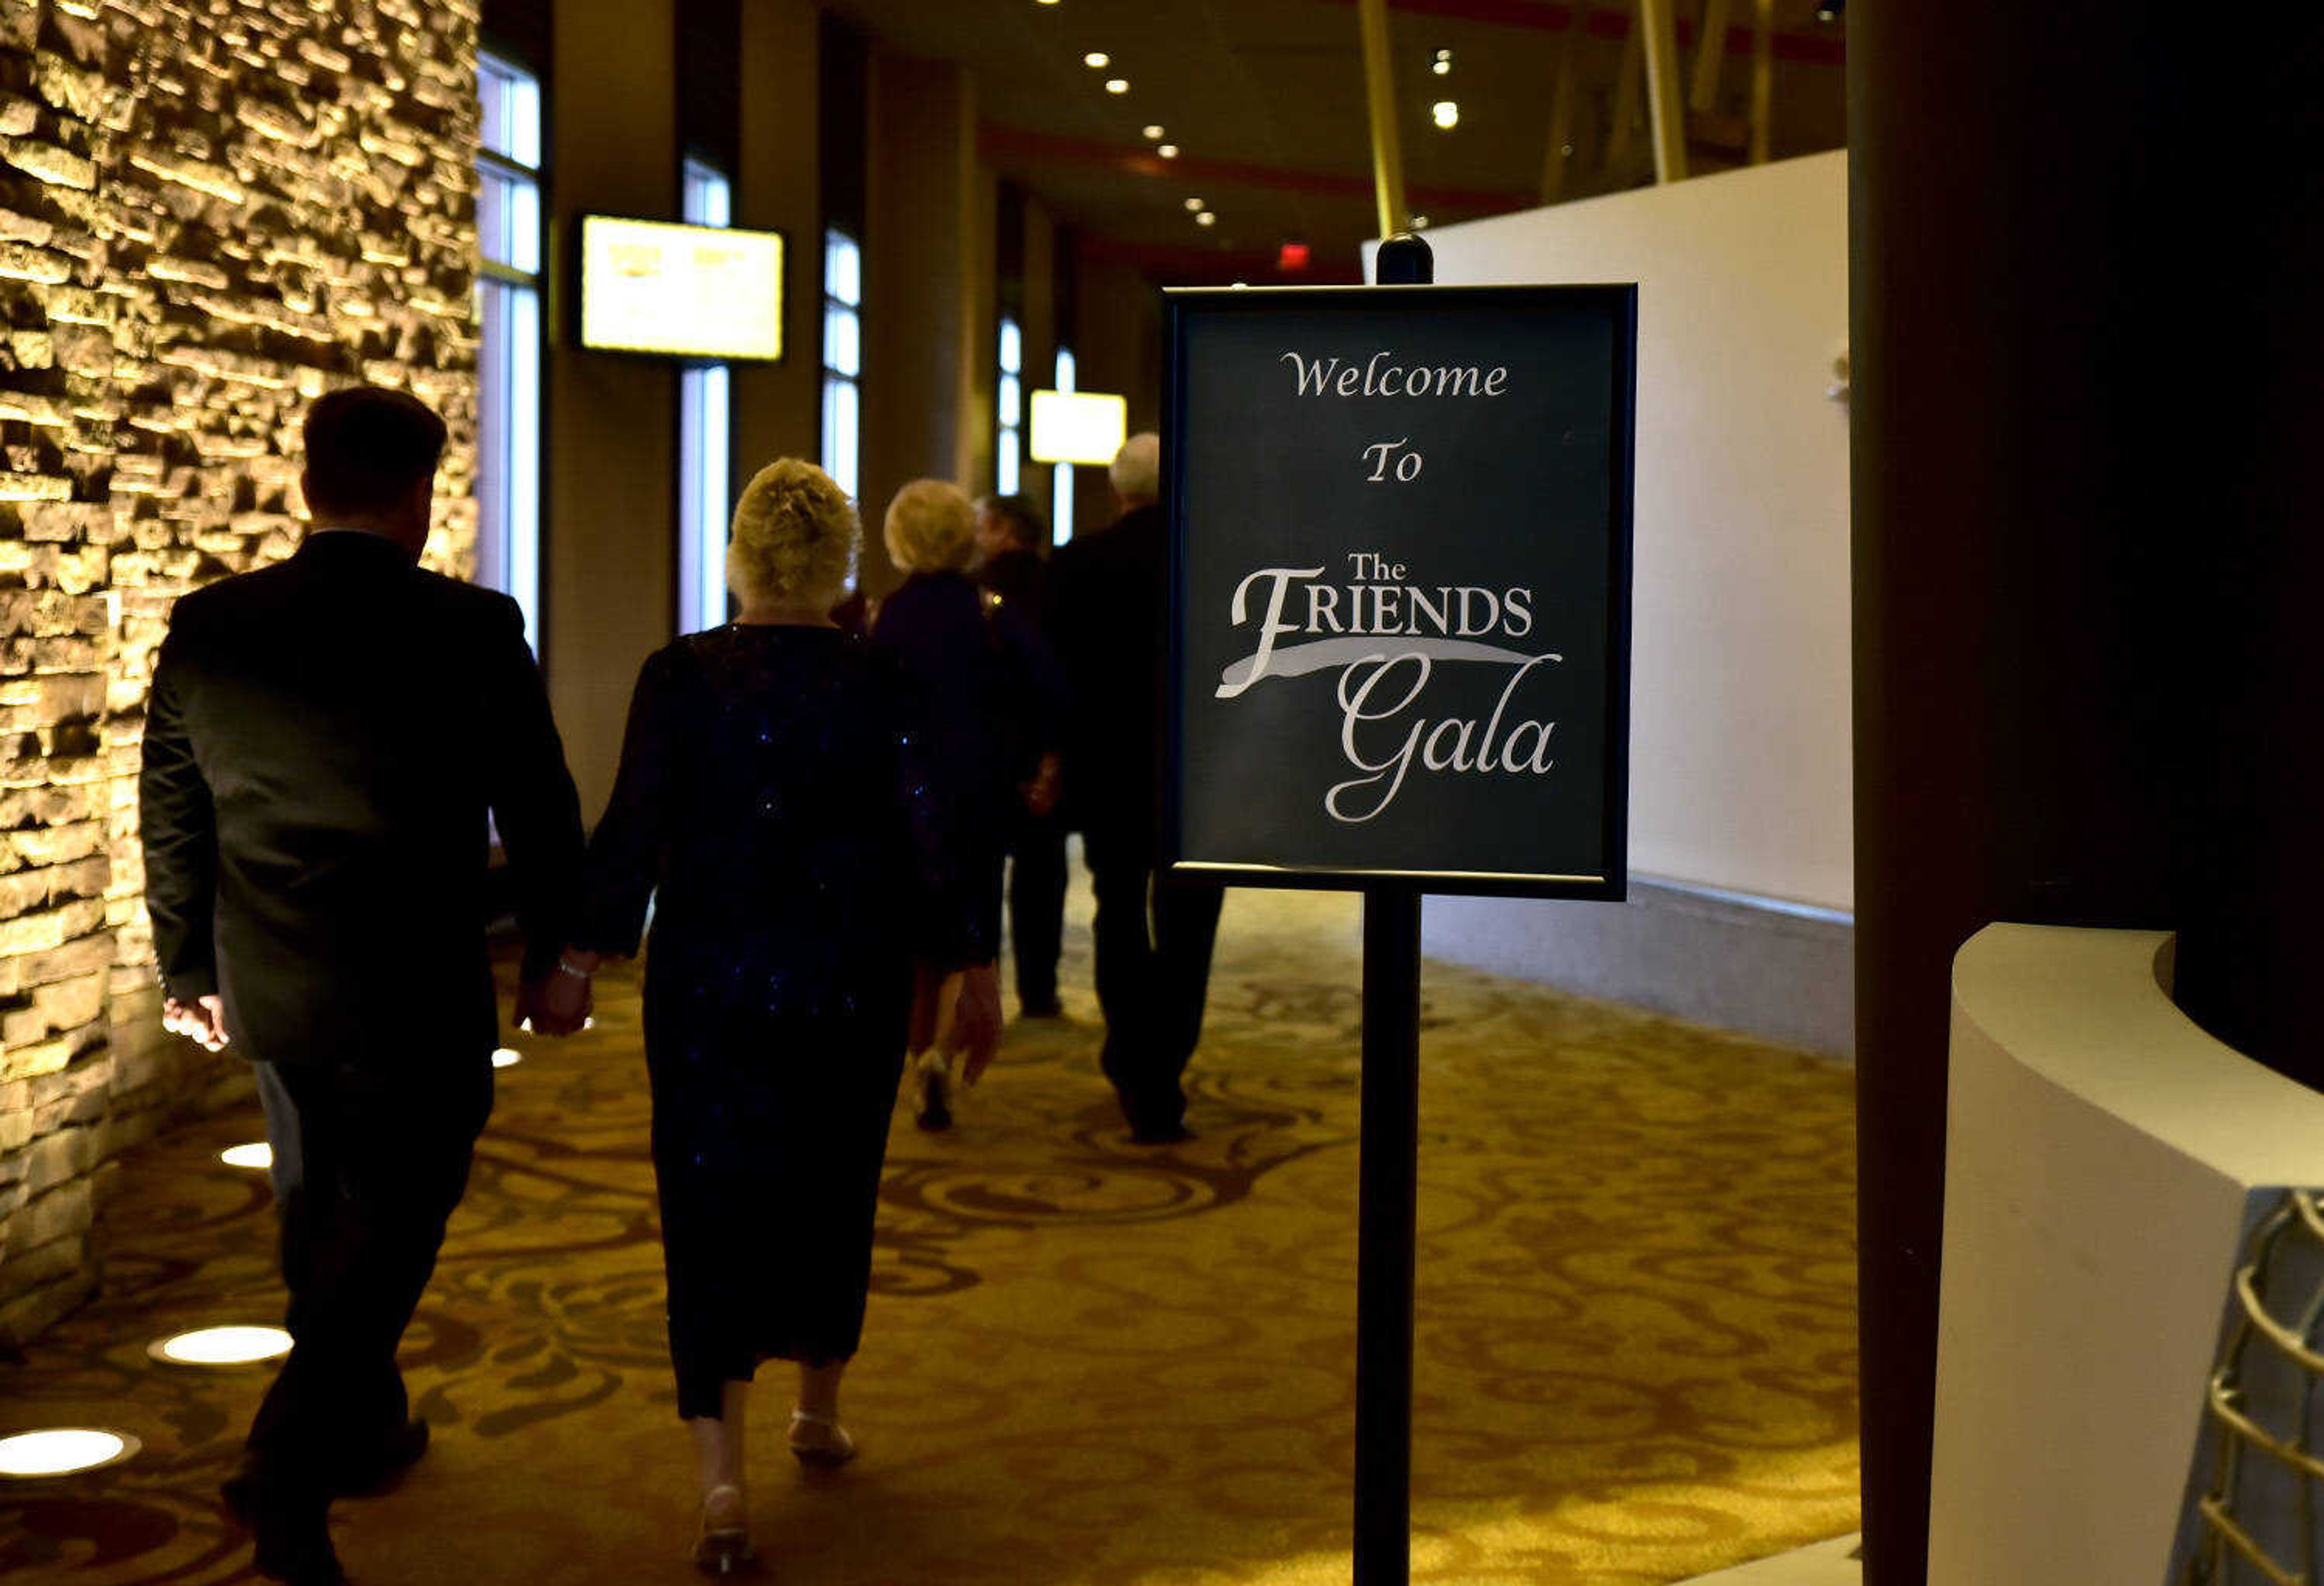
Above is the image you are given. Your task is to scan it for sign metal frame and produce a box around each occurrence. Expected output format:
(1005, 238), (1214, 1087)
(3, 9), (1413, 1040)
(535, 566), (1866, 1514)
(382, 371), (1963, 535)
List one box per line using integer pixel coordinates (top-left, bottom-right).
(1160, 281), (1638, 902)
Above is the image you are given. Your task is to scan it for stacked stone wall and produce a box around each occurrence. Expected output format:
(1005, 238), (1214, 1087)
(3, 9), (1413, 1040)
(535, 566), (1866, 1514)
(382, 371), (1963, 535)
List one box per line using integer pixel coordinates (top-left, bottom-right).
(0, 0), (481, 1344)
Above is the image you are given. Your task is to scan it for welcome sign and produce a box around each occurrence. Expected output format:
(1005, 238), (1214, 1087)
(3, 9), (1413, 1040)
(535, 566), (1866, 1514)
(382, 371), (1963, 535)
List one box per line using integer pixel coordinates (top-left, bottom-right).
(1163, 284), (1636, 896)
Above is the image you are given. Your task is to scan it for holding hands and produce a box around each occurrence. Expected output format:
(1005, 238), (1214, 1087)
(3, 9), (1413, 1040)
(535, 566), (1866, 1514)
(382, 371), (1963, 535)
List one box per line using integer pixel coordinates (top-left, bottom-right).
(516, 949), (599, 1038)
(163, 994), (229, 1052)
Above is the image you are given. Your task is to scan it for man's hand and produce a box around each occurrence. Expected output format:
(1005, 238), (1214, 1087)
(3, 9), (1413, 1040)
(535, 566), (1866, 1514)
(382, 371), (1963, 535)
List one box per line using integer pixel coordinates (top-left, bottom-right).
(937, 964), (1003, 1087)
(163, 994), (229, 1052)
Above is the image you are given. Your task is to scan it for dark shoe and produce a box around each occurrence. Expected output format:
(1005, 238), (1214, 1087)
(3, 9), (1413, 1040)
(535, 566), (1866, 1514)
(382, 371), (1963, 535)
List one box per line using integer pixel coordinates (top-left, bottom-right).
(1128, 1120), (1194, 1145)
(222, 1469), (344, 1586)
(331, 1417), (428, 1497)
(1018, 998), (1064, 1020)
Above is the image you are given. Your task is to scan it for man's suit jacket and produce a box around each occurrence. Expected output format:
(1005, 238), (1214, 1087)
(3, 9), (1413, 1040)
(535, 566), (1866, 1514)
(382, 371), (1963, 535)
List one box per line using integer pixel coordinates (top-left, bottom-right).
(139, 531), (585, 1071)
(1045, 503), (1168, 866)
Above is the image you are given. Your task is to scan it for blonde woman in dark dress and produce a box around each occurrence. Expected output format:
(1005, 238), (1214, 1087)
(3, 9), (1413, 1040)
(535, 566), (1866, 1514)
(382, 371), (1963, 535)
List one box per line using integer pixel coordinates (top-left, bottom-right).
(563, 460), (1000, 1573)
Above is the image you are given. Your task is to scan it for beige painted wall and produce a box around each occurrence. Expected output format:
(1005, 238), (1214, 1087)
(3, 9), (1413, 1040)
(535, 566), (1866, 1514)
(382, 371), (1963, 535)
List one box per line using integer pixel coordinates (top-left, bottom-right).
(1418, 151), (1852, 911)
(547, 0), (678, 821)
(732, 0), (822, 491)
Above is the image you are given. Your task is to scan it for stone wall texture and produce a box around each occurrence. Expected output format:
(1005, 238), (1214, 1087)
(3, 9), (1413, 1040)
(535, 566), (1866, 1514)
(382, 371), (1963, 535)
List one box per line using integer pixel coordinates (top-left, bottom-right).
(0, 0), (481, 1345)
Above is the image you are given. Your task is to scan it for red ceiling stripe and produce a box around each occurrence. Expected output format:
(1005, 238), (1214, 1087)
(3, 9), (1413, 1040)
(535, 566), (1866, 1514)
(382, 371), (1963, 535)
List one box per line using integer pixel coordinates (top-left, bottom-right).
(977, 124), (1531, 213)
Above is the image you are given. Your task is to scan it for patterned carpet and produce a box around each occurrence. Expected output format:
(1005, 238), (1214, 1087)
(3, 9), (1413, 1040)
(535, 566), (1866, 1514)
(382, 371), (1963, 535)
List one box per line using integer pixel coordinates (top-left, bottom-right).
(0, 880), (1859, 1584)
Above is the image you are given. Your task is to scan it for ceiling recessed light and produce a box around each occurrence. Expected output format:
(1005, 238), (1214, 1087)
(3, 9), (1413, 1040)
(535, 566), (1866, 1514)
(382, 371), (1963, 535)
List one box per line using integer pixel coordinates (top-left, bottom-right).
(220, 1142), (272, 1170)
(0, 1429), (140, 1478)
(150, 1325), (293, 1366)
(1433, 48), (1452, 75)
(1432, 100), (1459, 129)
(1083, 51), (1109, 68)
(1105, 77), (1129, 93)
(1195, 211), (1216, 227)
(1142, 124), (1164, 139)
(1156, 143), (1178, 158)
(1410, 214), (1430, 228)
(1184, 197), (1204, 211)
(1036, 0), (1059, 5)
(493, 1047), (522, 1068)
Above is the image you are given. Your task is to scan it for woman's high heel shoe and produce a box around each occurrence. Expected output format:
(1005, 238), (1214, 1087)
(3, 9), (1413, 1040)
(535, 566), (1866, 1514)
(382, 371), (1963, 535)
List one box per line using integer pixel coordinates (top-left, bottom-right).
(692, 1483), (756, 1576)
(787, 1407), (857, 1467)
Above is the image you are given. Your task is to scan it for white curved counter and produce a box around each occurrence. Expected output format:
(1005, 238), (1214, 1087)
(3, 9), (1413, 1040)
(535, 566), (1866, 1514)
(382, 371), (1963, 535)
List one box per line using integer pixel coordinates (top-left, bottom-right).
(1932, 923), (2324, 1584)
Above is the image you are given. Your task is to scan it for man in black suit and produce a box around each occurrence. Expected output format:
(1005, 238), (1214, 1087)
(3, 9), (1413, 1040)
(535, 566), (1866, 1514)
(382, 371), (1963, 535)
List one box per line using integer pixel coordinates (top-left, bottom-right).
(139, 386), (590, 1584)
(974, 492), (1068, 1019)
(1046, 433), (1224, 1142)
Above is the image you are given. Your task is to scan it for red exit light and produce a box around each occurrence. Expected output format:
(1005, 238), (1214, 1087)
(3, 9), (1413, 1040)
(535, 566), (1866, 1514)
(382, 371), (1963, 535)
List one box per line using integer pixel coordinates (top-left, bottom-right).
(1276, 241), (1311, 272)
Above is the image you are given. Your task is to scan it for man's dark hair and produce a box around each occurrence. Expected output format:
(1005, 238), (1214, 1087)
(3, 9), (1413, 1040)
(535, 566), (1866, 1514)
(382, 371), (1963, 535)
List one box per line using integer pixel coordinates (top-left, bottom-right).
(978, 492), (1047, 552)
(302, 385), (447, 517)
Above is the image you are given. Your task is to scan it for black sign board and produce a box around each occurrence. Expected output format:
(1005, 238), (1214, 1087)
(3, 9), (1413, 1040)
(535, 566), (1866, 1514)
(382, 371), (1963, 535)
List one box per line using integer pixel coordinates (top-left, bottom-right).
(1163, 284), (1637, 898)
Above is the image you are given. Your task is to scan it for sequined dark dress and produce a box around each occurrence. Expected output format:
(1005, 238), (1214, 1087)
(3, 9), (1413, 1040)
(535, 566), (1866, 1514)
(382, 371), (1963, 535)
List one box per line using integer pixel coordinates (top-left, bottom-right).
(577, 624), (986, 1420)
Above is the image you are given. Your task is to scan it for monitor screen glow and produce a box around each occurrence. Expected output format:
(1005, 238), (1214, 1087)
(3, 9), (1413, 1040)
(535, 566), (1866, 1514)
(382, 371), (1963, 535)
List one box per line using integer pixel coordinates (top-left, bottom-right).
(579, 215), (784, 361)
(1028, 389), (1128, 465)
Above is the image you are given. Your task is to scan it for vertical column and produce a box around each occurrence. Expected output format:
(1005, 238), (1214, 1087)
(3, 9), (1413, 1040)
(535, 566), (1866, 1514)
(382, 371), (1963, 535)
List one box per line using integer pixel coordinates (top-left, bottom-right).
(861, 50), (988, 591)
(732, 0), (821, 478)
(1850, 8), (2324, 1583)
(547, 0), (678, 817)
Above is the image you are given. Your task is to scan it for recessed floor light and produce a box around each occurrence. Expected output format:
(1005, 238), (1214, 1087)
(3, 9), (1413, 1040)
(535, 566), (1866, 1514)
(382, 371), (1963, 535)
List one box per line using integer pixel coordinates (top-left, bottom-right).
(493, 1047), (522, 1068)
(1083, 51), (1109, 68)
(0, 1429), (140, 1478)
(1184, 197), (1204, 211)
(1142, 124), (1164, 139)
(220, 1142), (272, 1171)
(1195, 211), (1216, 227)
(149, 1325), (292, 1367)
(1157, 143), (1178, 159)
(1105, 77), (1129, 94)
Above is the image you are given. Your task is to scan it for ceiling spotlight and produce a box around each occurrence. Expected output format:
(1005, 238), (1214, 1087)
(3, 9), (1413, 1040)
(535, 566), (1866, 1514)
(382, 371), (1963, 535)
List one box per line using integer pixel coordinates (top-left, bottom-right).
(1083, 51), (1109, 68)
(1433, 48), (1452, 75)
(1410, 214), (1430, 228)
(1036, 0), (1059, 5)
(1105, 77), (1129, 94)
(150, 1325), (293, 1366)
(1156, 143), (1178, 158)
(1184, 197), (1204, 211)
(1814, 0), (1843, 18)
(1195, 211), (1216, 227)
(1142, 124), (1164, 139)
(220, 1142), (272, 1170)
(0, 1429), (140, 1479)
(1431, 100), (1459, 130)
(493, 1047), (522, 1068)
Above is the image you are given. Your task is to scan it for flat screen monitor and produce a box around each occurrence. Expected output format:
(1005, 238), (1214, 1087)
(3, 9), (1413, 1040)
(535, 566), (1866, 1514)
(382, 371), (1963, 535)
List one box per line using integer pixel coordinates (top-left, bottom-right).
(577, 215), (784, 361)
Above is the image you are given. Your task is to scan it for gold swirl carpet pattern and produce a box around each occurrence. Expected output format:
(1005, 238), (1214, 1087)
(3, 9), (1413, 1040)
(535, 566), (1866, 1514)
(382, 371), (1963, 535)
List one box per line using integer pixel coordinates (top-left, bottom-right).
(1, 885), (1859, 1584)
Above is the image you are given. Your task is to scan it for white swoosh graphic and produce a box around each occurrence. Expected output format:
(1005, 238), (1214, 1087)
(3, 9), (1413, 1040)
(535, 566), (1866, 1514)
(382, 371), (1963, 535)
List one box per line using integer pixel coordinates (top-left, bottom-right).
(1216, 637), (1554, 695)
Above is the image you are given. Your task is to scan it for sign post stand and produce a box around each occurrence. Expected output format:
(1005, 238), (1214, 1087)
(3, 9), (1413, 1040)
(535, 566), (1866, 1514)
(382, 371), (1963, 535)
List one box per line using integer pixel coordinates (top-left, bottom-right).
(1161, 232), (1633, 1586)
(1356, 880), (1423, 1586)
(1353, 231), (1434, 1586)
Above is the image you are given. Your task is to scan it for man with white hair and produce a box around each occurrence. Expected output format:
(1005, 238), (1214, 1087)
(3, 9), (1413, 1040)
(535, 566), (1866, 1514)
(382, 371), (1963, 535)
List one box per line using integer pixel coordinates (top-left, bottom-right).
(1046, 432), (1224, 1142)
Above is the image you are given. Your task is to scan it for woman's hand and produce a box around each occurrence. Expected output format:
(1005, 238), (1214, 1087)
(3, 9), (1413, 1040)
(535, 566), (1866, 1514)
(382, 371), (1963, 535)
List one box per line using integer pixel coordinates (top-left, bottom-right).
(936, 963), (1003, 1086)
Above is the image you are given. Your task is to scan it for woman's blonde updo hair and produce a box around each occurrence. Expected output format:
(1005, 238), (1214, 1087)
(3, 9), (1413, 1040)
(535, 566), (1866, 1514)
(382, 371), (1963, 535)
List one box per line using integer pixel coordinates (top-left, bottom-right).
(881, 479), (977, 575)
(726, 459), (858, 609)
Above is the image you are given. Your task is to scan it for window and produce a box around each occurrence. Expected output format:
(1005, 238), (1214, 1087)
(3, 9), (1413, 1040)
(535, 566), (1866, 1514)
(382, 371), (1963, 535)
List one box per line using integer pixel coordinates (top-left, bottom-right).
(820, 229), (862, 503)
(677, 157), (734, 634)
(1051, 346), (1076, 545)
(476, 51), (544, 651)
(996, 315), (1022, 496)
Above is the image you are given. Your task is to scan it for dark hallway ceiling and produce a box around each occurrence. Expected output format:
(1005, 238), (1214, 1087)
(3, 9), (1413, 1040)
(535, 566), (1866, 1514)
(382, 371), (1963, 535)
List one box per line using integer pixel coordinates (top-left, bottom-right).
(822, 0), (1845, 283)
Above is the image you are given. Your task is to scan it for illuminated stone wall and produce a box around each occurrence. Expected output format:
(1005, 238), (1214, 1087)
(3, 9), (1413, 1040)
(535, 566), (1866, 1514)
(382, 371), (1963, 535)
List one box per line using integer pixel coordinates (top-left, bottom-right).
(0, 0), (481, 1343)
